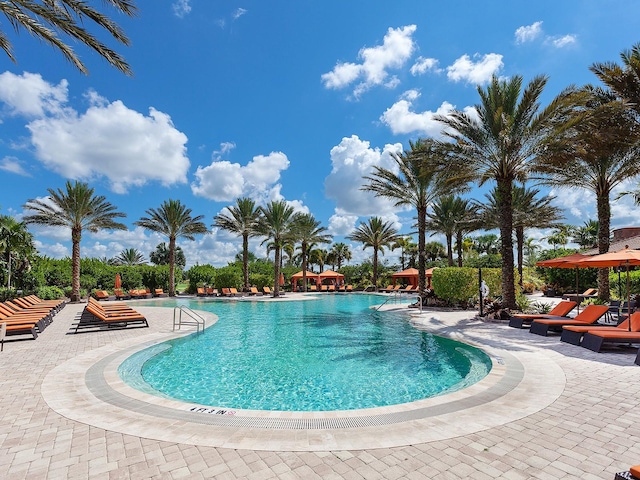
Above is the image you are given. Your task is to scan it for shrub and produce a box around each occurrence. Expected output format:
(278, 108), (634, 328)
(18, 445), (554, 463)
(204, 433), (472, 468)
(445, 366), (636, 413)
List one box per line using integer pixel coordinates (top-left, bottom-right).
(185, 265), (217, 293)
(249, 273), (272, 290)
(214, 266), (242, 290)
(36, 285), (65, 300)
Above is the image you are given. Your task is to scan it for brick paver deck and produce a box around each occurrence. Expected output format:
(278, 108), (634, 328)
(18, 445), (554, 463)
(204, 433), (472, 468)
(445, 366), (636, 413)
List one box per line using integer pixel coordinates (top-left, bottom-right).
(1, 296), (638, 479)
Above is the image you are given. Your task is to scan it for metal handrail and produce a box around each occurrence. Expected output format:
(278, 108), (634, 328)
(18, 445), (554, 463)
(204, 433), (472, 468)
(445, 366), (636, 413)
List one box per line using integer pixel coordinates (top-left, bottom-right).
(173, 306), (205, 333)
(375, 292), (402, 310)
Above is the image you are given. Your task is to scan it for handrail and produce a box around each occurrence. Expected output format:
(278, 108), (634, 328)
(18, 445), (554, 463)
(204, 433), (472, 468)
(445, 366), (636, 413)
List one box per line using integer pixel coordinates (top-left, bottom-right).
(173, 306), (205, 333)
(375, 292), (402, 310)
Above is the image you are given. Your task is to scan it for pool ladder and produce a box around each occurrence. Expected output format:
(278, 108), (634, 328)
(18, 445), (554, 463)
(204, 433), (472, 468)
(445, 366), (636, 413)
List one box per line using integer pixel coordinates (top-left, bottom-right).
(375, 293), (423, 312)
(173, 306), (205, 333)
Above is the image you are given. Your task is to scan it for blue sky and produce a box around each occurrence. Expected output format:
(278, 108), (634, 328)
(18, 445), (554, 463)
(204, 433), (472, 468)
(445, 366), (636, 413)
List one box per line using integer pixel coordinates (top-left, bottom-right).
(1, 1), (639, 267)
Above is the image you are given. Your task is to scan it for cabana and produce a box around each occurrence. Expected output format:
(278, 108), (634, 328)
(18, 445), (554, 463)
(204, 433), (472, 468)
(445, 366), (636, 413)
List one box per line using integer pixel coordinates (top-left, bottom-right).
(391, 267), (435, 289)
(318, 270), (345, 287)
(290, 271), (320, 290)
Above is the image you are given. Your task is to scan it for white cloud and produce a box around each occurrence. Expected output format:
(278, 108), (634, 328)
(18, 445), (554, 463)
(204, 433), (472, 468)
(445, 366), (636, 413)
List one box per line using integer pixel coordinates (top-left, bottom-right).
(233, 8), (247, 19)
(191, 151), (290, 203)
(0, 73), (191, 194)
(321, 25), (417, 98)
(0, 156), (29, 176)
(515, 21), (543, 44)
(324, 135), (404, 220)
(27, 99), (190, 194)
(0, 71), (68, 117)
(328, 212), (359, 236)
(172, 0), (191, 18)
(446, 53), (503, 84)
(410, 57), (441, 76)
(549, 35), (577, 48)
(380, 90), (454, 136)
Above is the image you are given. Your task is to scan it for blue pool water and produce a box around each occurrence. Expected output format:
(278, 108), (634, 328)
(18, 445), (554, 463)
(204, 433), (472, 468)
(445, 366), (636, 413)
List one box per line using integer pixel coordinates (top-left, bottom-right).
(119, 294), (492, 411)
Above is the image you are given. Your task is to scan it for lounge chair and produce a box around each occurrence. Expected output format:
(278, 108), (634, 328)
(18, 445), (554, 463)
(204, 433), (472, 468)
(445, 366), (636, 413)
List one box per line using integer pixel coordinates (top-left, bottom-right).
(328, 284), (336, 292)
(615, 464), (640, 480)
(197, 287), (206, 297)
(380, 285), (393, 293)
(320, 285), (328, 292)
(402, 285), (415, 293)
(154, 288), (166, 297)
(262, 286), (284, 296)
(206, 287), (218, 296)
(74, 302), (148, 333)
(345, 285), (353, 292)
(529, 304), (610, 336)
(561, 312), (640, 345)
(229, 288), (243, 297)
(114, 288), (129, 300)
(249, 287), (263, 296)
(3, 321), (39, 341)
(94, 290), (110, 300)
(562, 288), (598, 302)
(508, 301), (578, 328)
(581, 328), (640, 353)
(308, 285), (317, 292)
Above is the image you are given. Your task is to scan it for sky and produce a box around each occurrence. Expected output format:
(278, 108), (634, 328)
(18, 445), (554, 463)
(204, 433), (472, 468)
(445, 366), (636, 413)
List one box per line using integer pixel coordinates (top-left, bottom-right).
(1, 1), (640, 268)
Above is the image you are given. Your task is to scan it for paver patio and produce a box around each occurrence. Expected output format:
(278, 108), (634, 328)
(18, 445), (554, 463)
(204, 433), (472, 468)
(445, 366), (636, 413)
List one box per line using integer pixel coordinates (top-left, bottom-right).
(1, 295), (638, 479)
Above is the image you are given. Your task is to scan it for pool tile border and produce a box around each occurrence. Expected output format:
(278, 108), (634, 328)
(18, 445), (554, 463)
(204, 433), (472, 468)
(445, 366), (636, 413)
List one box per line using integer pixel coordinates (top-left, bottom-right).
(41, 311), (566, 451)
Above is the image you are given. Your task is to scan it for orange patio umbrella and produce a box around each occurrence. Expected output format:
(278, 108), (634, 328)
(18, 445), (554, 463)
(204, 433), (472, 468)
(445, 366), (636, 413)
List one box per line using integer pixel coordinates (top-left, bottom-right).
(114, 273), (122, 289)
(578, 246), (640, 331)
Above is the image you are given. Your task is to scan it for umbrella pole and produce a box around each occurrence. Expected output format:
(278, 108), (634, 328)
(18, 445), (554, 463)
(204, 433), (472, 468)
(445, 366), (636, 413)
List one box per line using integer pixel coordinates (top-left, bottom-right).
(575, 267), (580, 314)
(627, 263), (632, 332)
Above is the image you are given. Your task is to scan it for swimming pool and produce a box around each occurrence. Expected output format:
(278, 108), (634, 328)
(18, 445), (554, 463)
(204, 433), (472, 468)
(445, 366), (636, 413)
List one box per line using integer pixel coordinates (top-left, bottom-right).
(119, 294), (492, 411)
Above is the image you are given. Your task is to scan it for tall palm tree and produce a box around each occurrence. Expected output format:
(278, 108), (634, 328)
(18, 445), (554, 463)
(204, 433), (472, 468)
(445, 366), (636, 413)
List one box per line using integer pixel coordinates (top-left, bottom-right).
(425, 195), (460, 266)
(135, 199), (207, 297)
(424, 241), (445, 262)
(437, 74), (580, 308)
(478, 185), (563, 285)
(347, 217), (399, 291)
(255, 200), (296, 297)
(113, 248), (146, 266)
(391, 236), (412, 270)
(330, 242), (352, 270)
(535, 86), (640, 299)
(213, 198), (262, 291)
(1, 0), (137, 75)
(0, 215), (34, 288)
(363, 139), (449, 297)
(309, 247), (328, 273)
(23, 180), (127, 301)
(591, 42), (640, 115)
(453, 200), (480, 267)
(292, 213), (331, 292)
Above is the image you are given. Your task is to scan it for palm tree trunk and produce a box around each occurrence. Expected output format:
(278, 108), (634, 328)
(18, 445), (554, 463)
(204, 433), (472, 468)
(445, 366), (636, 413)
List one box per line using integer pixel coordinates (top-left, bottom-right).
(446, 234), (453, 266)
(302, 242), (308, 292)
(372, 247), (379, 291)
(242, 233), (249, 290)
(273, 245), (281, 297)
(516, 226), (524, 287)
(596, 190), (611, 300)
(71, 227), (81, 302)
(168, 236), (176, 297)
(497, 178), (516, 308)
(456, 231), (463, 267)
(417, 205), (427, 298)
(6, 251), (11, 289)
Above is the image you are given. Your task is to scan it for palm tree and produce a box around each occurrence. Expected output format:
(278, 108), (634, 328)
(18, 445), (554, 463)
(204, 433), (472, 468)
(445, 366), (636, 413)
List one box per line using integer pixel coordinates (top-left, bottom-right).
(437, 74), (580, 308)
(255, 200), (296, 297)
(453, 200), (480, 267)
(309, 247), (328, 273)
(135, 199), (207, 297)
(478, 185), (563, 285)
(591, 42), (640, 115)
(544, 226), (571, 251)
(292, 213), (331, 292)
(347, 217), (399, 291)
(425, 195), (460, 266)
(113, 248), (146, 266)
(213, 198), (262, 291)
(535, 86), (640, 299)
(0, 215), (34, 288)
(473, 234), (500, 255)
(424, 241), (445, 262)
(524, 238), (540, 268)
(23, 180), (127, 301)
(571, 220), (599, 249)
(363, 139), (449, 297)
(329, 242), (352, 270)
(150, 242), (186, 269)
(1, 1), (137, 75)
(391, 237), (412, 270)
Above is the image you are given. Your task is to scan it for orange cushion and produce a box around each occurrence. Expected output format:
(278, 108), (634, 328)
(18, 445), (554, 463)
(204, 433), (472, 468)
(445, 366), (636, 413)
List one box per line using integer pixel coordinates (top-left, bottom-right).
(630, 465), (640, 478)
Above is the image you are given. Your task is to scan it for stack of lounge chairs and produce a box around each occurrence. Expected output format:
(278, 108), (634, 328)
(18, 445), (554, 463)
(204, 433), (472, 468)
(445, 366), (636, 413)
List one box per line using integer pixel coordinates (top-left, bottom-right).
(73, 297), (148, 333)
(0, 295), (66, 342)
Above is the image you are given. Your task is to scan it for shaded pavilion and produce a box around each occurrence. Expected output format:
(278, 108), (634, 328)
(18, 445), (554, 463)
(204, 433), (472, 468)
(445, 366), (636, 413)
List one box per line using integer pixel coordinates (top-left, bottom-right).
(391, 267), (435, 289)
(318, 270), (345, 286)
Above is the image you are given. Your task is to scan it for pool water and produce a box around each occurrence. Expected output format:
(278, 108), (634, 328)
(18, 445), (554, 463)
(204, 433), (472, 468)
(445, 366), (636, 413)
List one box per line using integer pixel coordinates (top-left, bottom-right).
(119, 294), (492, 411)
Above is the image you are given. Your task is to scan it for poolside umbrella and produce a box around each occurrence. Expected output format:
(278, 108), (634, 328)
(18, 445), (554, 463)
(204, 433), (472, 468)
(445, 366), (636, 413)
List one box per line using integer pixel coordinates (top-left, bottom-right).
(114, 273), (122, 289)
(578, 246), (640, 331)
(536, 253), (591, 313)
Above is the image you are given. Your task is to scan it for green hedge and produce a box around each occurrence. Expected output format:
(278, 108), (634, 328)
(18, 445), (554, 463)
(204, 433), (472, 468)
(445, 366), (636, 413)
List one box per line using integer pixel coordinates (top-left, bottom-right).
(432, 267), (513, 306)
